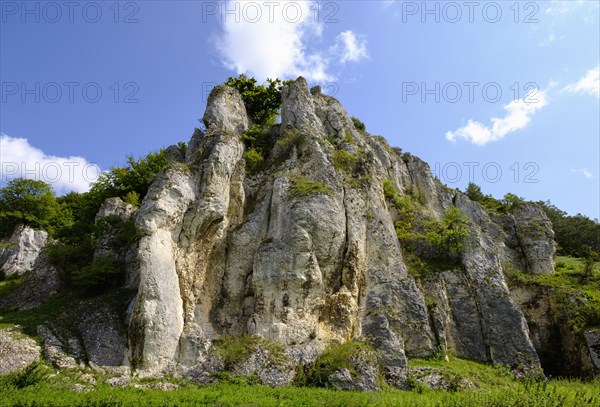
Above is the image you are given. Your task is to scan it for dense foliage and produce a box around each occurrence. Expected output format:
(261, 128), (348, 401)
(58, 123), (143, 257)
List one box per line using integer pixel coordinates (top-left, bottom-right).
(0, 178), (72, 238)
(425, 206), (470, 256)
(536, 200), (599, 258)
(224, 74), (293, 125)
(0, 149), (168, 287)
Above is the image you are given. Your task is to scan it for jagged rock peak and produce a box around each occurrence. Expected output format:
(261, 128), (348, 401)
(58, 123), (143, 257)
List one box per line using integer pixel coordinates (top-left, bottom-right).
(0, 224), (48, 278)
(203, 85), (249, 133)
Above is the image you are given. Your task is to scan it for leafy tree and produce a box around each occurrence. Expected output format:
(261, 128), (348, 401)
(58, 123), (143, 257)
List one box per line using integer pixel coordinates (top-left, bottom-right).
(465, 182), (485, 202)
(0, 178), (72, 237)
(90, 150), (168, 204)
(70, 256), (123, 293)
(537, 201), (600, 257)
(502, 193), (525, 211)
(224, 74), (292, 125)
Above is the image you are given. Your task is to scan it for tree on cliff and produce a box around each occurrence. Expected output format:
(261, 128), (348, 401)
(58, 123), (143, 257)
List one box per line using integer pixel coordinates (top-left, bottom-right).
(224, 74), (293, 125)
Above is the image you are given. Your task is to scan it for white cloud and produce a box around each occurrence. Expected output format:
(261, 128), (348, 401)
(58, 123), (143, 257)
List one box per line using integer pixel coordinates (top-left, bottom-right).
(570, 168), (593, 179)
(213, 1), (367, 82)
(336, 31), (369, 63)
(445, 89), (549, 146)
(0, 134), (101, 194)
(562, 65), (600, 97)
(215, 1), (331, 82)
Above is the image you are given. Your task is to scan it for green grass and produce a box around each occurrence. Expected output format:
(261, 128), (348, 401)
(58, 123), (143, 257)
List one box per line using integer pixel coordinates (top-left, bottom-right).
(0, 366), (598, 407)
(409, 357), (517, 390)
(0, 276), (26, 299)
(299, 341), (379, 387)
(213, 334), (289, 369)
(332, 149), (360, 173)
(288, 176), (334, 198)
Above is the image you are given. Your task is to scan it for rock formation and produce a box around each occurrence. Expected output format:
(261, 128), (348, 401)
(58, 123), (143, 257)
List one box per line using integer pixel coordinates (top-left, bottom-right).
(125, 78), (558, 384)
(0, 225), (48, 278)
(1, 77), (596, 388)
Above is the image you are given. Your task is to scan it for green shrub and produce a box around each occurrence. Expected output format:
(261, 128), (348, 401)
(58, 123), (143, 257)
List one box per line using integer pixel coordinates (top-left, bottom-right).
(302, 341), (377, 387)
(214, 334), (260, 369)
(289, 176), (334, 198)
(383, 179), (398, 201)
(384, 180), (468, 262)
(505, 258), (600, 333)
(394, 196), (423, 250)
(276, 129), (304, 150)
(333, 149), (360, 173)
(244, 148), (265, 172)
(383, 180), (425, 250)
(94, 215), (138, 250)
(225, 74), (292, 125)
(46, 239), (95, 283)
(351, 117), (366, 133)
(89, 149), (168, 207)
(502, 193), (525, 211)
(70, 256), (123, 292)
(465, 182), (485, 202)
(537, 201), (600, 258)
(425, 206), (470, 256)
(0, 275), (25, 297)
(241, 125), (270, 151)
(214, 335), (289, 370)
(4, 360), (52, 389)
(124, 191), (140, 207)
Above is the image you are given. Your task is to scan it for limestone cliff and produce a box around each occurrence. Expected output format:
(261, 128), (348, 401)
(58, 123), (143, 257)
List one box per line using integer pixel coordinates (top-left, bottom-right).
(3, 77), (596, 388)
(126, 78), (557, 384)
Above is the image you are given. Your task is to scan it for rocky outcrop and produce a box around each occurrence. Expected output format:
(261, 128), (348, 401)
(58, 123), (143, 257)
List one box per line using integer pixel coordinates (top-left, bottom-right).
(0, 225), (48, 278)
(37, 325), (79, 370)
(0, 250), (61, 310)
(0, 328), (41, 375)
(1, 77), (571, 386)
(584, 329), (600, 373)
(203, 85), (250, 133)
(123, 77), (555, 386)
(510, 285), (598, 378)
(511, 205), (556, 275)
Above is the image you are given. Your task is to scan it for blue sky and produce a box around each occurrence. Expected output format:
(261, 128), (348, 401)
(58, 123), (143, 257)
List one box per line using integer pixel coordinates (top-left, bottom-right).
(1, 0), (598, 218)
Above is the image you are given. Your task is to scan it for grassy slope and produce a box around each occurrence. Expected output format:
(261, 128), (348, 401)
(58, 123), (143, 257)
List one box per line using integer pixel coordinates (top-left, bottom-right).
(0, 257), (598, 406)
(0, 358), (598, 407)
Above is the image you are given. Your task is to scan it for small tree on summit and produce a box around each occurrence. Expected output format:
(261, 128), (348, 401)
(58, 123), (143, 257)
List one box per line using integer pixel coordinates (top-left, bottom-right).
(465, 182), (485, 202)
(224, 74), (293, 125)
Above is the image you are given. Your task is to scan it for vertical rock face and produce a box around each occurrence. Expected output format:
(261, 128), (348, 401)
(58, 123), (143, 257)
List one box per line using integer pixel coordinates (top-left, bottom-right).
(0, 225), (48, 278)
(127, 77), (559, 382)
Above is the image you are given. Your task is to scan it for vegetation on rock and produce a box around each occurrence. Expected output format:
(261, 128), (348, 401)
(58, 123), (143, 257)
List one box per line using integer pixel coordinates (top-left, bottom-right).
(289, 176), (334, 198)
(224, 74), (293, 125)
